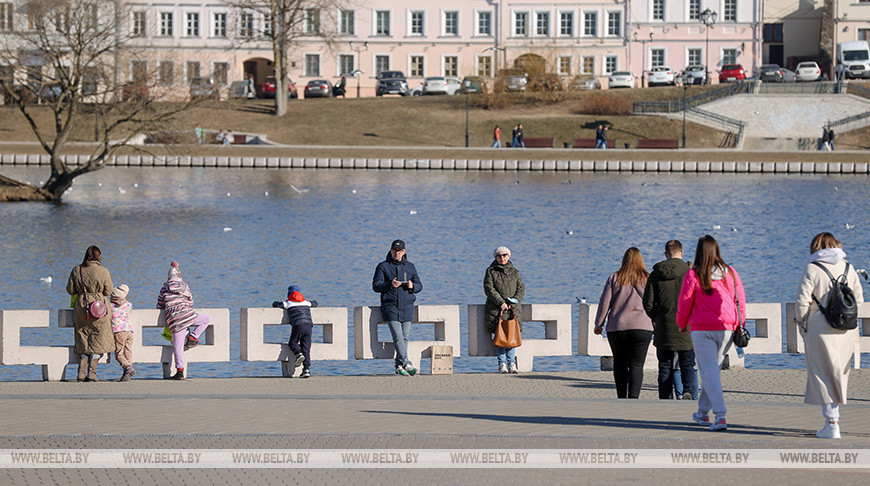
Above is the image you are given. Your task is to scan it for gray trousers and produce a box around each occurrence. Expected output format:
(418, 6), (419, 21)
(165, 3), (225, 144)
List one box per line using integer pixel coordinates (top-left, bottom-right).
(691, 330), (733, 417)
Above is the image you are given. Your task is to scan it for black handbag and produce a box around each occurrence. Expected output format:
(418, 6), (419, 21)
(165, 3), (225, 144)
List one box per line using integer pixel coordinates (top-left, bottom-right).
(730, 271), (750, 348)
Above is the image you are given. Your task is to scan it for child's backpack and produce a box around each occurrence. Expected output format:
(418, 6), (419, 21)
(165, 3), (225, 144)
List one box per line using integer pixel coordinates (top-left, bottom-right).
(811, 262), (859, 331)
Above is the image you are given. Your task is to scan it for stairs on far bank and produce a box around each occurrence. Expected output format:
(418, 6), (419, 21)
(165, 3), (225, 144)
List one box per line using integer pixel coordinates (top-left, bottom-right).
(741, 136), (818, 151)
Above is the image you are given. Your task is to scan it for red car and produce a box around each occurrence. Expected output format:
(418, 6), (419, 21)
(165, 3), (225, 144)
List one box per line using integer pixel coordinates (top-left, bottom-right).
(261, 75), (298, 99)
(718, 64), (746, 83)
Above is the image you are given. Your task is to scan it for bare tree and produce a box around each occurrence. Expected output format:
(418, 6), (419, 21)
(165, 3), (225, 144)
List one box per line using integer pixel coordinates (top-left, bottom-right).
(227, 0), (348, 116)
(0, 0), (195, 202)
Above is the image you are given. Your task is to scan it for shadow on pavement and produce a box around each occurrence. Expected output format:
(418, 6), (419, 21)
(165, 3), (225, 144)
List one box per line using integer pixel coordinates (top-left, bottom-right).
(363, 410), (844, 439)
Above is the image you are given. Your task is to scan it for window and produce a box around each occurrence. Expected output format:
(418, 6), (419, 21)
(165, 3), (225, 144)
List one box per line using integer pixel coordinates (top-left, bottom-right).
(689, 0), (701, 20)
(159, 12), (172, 36)
(375, 10), (390, 35)
(26, 3), (44, 31)
(83, 3), (96, 29)
(604, 55), (617, 74)
(239, 12), (254, 38)
(581, 56), (594, 74)
(304, 54), (320, 76)
(583, 12), (597, 37)
(444, 56), (457, 76)
(763, 23), (782, 42)
(607, 12), (621, 36)
(304, 8), (319, 34)
(340, 10), (354, 35)
(559, 12), (573, 36)
(558, 56), (571, 75)
(652, 0), (664, 21)
(651, 49), (665, 68)
(131, 60), (147, 84)
(724, 0), (736, 22)
(477, 56), (492, 77)
(185, 61), (200, 83)
(132, 11), (146, 37)
(158, 61), (174, 86)
(723, 48), (737, 64)
(444, 11), (458, 36)
(263, 14), (272, 36)
(213, 62), (228, 85)
(54, 6), (70, 33)
(477, 11), (492, 36)
(410, 56), (424, 77)
(186, 12), (199, 37)
(688, 48), (702, 66)
(860, 29), (870, 42)
(0, 3), (12, 32)
(213, 12), (226, 38)
(535, 12), (549, 36)
(514, 11), (528, 36)
(82, 67), (98, 95)
(0, 65), (12, 86)
(410, 11), (424, 35)
(338, 54), (354, 75)
(375, 55), (389, 76)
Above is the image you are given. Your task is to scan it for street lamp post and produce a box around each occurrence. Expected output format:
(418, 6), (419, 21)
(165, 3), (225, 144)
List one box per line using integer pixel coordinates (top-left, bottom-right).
(464, 79), (471, 147)
(699, 9), (718, 85)
(678, 73), (688, 148)
(349, 41), (368, 97)
(633, 32), (654, 88)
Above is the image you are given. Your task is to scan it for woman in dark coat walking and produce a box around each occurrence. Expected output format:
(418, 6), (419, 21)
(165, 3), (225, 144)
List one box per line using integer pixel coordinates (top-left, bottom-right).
(484, 246), (524, 373)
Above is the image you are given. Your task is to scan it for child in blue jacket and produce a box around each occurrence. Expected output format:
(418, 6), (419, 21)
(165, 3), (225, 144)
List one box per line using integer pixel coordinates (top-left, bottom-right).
(272, 285), (318, 378)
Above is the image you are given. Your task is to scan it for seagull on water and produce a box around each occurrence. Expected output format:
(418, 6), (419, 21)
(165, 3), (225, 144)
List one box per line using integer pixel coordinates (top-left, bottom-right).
(290, 185), (309, 193)
(712, 224), (721, 230)
(223, 227), (233, 232)
(39, 276), (53, 283)
(844, 223), (855, 230)
(118, 187), (126, 194)
(409, 210), (418, 215)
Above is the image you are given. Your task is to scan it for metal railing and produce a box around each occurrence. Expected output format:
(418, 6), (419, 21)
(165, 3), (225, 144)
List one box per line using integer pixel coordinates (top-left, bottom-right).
(844, 82), (870, 101)
(757, 81), (840, 95)
(633, 81), (754, 114)
(827, 110), (870, 132)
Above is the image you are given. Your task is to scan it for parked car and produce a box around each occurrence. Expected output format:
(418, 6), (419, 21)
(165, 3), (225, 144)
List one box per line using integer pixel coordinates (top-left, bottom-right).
(189, 76), (219, 100)
(376, 71), (409, 96)
(304, 79), (333, 98)
(262, 75), (298, 99)
(682, 65), (707, 84)
(495, 69), (527, 92)
(781, 67), (797, 82)
(422, 76), (462, 95)
(567, 75), (599, 90)
(718, 64), (746, 83)
(530, 73), (564, 91)
(408, 84), (424, 96)
(607, 71), (635, 89)
(795, 61), (822, 82)
(647, 66), (676, 86)
(759, 64), (786, 83)
(228, 80), (253, 99)
(458, 76), (487, 94)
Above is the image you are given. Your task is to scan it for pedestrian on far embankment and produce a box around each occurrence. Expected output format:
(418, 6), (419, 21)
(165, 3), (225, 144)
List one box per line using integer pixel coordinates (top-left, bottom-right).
(677, 235), (746, 432)
(595, 124), (608, 149)
(156, 261), (210, 380)
(643, 239), (697, 400)
(491, 125), (502, 148)
(594, 247), (653, 399)
(66, 245), (114, 382)
(795, 232), (863, 439)
(372, 239), (422, 376)
(484, 246), (524, 374)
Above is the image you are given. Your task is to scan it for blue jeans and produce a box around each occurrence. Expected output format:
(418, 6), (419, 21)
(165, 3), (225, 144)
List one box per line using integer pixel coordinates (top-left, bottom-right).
(387, 320), (411, 368)
(656, 348), (697, 399)
(491, 139), (501, 148)
(595, 139), (607, 149)
(495, 346), (516, 366)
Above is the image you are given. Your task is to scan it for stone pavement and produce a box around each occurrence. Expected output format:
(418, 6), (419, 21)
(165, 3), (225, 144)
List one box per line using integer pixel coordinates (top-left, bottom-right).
(1, 369), (869, 484)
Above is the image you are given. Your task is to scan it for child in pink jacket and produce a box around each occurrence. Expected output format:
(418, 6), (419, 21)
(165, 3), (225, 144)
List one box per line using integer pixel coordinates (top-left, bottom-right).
(677, 235), (746, 432)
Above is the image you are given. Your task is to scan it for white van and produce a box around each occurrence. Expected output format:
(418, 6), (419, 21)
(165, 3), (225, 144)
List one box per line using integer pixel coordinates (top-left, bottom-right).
(836, 41), (870, 79)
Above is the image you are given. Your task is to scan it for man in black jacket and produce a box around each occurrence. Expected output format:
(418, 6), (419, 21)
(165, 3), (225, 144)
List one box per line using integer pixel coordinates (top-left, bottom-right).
(643, 240), (696, 399)
(372, 239), (423, 376)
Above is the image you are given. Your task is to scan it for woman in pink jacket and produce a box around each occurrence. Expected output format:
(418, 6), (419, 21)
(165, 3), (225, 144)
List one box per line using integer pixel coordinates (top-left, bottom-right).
(677, 235), (746, 431)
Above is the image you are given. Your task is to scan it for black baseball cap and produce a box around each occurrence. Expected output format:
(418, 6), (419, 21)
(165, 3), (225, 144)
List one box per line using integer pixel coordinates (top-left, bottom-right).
(391, 239), (405, 250)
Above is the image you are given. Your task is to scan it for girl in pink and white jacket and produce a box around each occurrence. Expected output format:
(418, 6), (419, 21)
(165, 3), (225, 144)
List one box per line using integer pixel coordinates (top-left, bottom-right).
(156, 261), (210, 380)
(677, 235), (746, 432)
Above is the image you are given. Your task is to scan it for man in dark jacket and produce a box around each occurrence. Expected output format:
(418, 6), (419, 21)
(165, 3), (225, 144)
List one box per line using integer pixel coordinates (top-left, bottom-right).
(372, 239), (423, 376)
(643, 240), (696, 399)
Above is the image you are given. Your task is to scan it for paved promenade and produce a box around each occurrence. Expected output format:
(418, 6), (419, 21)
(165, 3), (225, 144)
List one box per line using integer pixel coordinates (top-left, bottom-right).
(1, 369), (869, 484)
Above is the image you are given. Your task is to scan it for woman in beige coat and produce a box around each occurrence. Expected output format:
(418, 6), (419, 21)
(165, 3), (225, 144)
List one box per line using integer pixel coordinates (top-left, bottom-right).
(66, 245), (114, 382)
(795, 232), (863, 439)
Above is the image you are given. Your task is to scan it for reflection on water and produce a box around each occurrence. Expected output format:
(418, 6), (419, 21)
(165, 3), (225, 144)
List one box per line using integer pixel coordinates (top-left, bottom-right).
(1, 167), (868, 380)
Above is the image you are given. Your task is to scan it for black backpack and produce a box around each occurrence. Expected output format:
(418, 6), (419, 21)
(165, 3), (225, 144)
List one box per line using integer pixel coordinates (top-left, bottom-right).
(811, 262), (859, 330)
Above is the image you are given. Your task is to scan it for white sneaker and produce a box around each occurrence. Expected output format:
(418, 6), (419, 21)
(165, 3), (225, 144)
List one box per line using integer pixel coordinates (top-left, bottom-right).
(498, 363), (508, 374)
(816, 421), (841, 439)
(508, 363), (518, 374)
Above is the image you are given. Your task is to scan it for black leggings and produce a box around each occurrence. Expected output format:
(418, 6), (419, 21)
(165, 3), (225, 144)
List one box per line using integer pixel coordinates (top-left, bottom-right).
(607, 330), (653, 398)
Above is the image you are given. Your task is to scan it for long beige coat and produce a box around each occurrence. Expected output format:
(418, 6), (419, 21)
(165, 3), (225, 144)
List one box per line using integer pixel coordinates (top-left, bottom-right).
(66, 261), (115, 355)
(796, 260), (863, 405)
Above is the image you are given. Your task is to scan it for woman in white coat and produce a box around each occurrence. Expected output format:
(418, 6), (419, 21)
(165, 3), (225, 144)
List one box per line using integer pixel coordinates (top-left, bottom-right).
(795, 232), (864, 439)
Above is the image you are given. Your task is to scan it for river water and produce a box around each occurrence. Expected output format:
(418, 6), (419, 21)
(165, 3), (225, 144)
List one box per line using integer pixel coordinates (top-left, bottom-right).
(0, 166), (868, 380)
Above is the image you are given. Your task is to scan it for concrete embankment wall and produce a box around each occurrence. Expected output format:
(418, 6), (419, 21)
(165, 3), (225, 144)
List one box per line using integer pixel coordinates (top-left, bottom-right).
(1, 153), (869, 173)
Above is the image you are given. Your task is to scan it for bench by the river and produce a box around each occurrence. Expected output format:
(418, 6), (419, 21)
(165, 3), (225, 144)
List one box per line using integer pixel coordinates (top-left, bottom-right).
(636, 138), (679, 149)
(520, 137), (554, 148)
